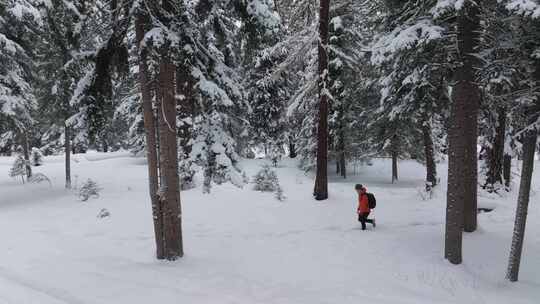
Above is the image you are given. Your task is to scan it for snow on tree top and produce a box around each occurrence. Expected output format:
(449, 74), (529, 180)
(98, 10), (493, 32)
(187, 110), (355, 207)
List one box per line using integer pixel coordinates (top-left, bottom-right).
(504, 0), (540, 18)
(246, 0), (281, 35)
(371, 20), (444, 65)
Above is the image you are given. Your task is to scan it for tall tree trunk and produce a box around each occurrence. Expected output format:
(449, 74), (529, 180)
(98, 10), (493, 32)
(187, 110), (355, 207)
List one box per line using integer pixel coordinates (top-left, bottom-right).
(506, 129), (537, 282)
(391, 150), (398, 183)
(340, 152), (346, 179)
(503, 154), (512, 188)
(484, 107), (506, 191)
(461, 4), (481, 234)
(314, 0), (331, 200)
(289, 136), (297, 158)
(445, 2), (481, 263)
(22, 132), (31, 178)
(65, 123), (71, 189)
(136, 11), (164, 260)
(422, 118), (437, 188)
(157, 0), (183, 259)
(391, 135), (399, 183)
(158, 56), (183, 260)
(337, 117), (346, 179)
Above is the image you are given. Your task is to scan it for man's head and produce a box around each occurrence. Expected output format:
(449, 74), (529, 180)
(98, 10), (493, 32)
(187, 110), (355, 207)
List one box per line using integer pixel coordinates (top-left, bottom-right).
(355, 184), (365, 194)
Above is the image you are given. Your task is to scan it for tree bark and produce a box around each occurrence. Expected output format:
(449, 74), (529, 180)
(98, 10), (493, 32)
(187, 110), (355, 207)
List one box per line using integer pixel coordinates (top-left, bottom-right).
(22, 132), (31, 178)
(337, 117), (346, 179)
(445, 2), (481, 263)
(503, 154), (511, 188)
(340, 152), (346, 179)
(484, 107), (506, 191)
(461, 3), (481, 234)
(314, 0), (331, 200)
(391, 150), (398, 183)
(506, 129), (537, 282)
(65, 123), (71, 189)
(289, 136), (297, 158)
(136, 11), (165, 260)
(158, 56), (183, 260)
(422, 118), (437, 188)
(157, 0), (183, 259)
(391, 135), (399, 183)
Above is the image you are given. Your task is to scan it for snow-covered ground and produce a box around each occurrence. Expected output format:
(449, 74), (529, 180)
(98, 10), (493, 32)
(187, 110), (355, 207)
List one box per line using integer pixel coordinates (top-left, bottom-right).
(0, 152), (538, 304)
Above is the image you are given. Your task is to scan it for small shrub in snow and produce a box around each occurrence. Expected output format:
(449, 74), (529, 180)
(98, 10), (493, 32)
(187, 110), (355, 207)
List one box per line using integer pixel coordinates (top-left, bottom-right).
(97, 208), (110, 218)
(79, 179), (102, 201)
(253, 165), (286, 201)
(253, 165), (279, 192)
(28, 173), (52, 186)
(179, 161), (196, 190)
(9, 155), (29, 183)
(31, 148), (44, 166)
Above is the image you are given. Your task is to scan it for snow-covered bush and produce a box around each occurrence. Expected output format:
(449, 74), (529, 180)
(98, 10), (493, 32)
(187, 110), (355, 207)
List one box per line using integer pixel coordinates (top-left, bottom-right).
(179, 161), (196, 190)
(28, 173), (52, 186)
(97, 208), (110, 218)
(253, 165), (279, 192)
(252, 165), (285, 200)
(79, 179), (102, 201)
(31, 147), (44, 166)
(9, 155), (28, 183)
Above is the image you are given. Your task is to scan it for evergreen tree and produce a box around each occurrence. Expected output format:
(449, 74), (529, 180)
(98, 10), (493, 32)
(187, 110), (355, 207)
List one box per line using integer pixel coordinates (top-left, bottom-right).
(0, 0), (39, 157)
(372, 1), (449, 186)
(501, 0), (540, 281)
(36, 0), (93, 188)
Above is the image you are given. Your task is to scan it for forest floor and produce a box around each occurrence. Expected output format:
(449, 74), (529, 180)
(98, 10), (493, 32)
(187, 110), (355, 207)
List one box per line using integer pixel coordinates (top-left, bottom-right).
(0, 152), (538, 304)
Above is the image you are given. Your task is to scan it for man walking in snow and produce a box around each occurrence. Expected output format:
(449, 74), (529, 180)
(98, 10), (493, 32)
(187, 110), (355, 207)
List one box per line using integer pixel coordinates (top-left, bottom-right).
(355, 184), (375, 230)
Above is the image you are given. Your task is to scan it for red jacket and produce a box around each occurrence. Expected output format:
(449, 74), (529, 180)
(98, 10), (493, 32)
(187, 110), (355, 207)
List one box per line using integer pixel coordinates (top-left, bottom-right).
(357, 190), (370, 214)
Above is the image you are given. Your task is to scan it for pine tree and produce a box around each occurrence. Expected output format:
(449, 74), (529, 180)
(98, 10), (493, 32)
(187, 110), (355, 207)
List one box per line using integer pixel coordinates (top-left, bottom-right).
(443, 1), (482, 265)
(150, 0), (251, 193)
(313, 0), (331, 201)
(501, 1), (540, 281)
(328, 2), (365, 179)
(507, 121), (537, 282)
(371, 2), (449, 187)
(0, 0), (39, 158)
(135, 4), (164, 260)
(36, 0), (92, 189)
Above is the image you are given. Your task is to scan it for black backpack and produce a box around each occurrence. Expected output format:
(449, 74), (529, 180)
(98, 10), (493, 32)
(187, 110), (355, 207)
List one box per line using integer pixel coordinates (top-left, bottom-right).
(366, 193), (376, 209)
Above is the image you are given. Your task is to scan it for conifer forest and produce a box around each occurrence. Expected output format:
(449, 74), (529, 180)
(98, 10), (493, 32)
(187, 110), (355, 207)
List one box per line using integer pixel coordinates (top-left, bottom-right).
(0, 1), (539, 303)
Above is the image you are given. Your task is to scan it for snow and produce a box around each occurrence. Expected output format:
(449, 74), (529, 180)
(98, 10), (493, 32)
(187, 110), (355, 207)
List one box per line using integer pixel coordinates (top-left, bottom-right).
(192, 68), (234, 107)
(246, 0), (281, 35)
(0, 33), (19, 55)
(504, 0), (540, 18)
(0, 153), (538, 303)
(371, 20), (444, 65)
(431, 0), (466, 17)
(7, 1), (42, 23)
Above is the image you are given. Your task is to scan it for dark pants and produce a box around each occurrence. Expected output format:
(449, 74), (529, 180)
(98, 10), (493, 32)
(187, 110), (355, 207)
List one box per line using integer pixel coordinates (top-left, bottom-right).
(358, 212), (374, 230)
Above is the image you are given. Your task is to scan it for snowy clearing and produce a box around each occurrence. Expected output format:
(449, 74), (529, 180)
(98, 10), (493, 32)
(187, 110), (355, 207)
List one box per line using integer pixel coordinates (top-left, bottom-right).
(0, 154), (538, 304)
